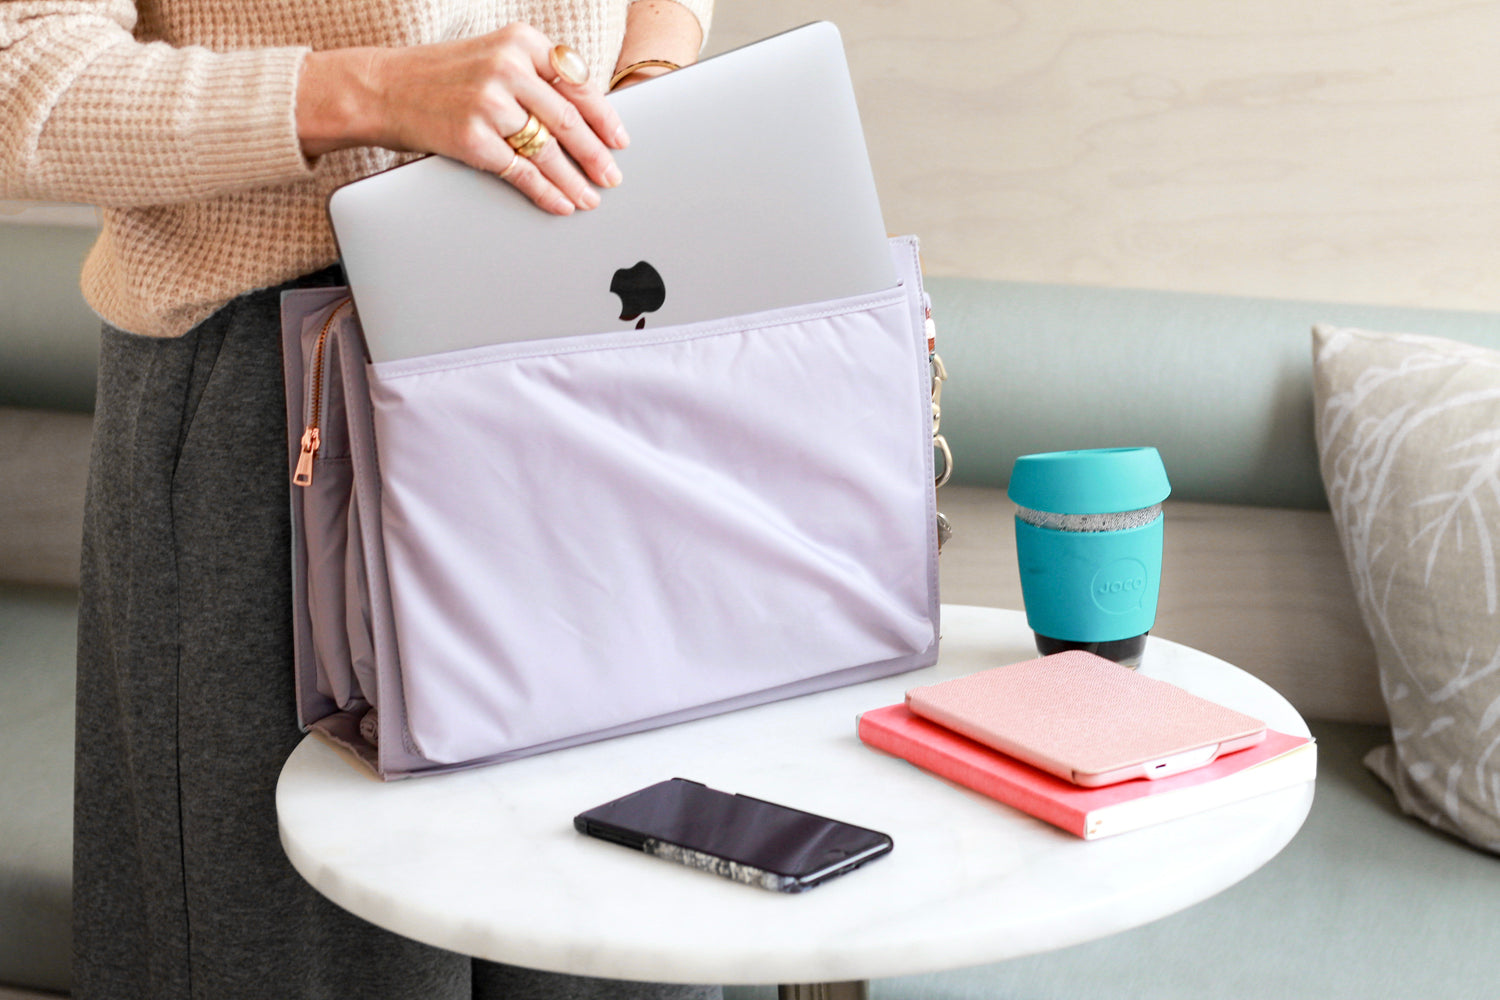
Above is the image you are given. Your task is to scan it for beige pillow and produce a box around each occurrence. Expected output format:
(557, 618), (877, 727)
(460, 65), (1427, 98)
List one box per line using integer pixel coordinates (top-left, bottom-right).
(1313, 325), (1500, 853)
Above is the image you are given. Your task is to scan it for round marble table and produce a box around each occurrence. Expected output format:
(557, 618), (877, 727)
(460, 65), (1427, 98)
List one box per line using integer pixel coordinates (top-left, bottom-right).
(277, 605), (1313, 993)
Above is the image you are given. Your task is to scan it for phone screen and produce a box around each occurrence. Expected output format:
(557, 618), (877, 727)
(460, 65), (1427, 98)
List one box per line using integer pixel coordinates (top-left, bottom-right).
(574, 778), (892, 892)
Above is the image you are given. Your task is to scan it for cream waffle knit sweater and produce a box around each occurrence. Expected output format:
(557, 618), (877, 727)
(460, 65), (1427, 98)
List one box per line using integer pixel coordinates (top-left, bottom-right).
(0, 0), (712, 338)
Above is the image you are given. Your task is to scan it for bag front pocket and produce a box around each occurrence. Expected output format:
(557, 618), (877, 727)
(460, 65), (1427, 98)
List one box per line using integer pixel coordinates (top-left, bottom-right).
(367, 284), (940, 764)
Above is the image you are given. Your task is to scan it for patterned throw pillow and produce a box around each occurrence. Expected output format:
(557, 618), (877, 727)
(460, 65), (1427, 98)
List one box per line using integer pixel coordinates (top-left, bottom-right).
(1313, 325), (1500, 853)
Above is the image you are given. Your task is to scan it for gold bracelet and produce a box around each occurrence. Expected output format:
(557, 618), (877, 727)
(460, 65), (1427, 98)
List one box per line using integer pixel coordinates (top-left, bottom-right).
(608, 59), (682, 91)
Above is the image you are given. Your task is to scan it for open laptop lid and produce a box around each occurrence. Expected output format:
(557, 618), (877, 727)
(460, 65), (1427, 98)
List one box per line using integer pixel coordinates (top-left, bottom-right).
(328, 22), (896, 362)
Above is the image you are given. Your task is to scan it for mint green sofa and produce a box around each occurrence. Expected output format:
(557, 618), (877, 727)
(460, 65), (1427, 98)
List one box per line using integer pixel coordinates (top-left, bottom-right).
(4, 219), (1499, 997)
(2, 219), (98, 995)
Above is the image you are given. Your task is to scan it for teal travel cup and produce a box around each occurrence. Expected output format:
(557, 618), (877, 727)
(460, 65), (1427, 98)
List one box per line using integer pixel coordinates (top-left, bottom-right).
(1007, 448), (1171, 668)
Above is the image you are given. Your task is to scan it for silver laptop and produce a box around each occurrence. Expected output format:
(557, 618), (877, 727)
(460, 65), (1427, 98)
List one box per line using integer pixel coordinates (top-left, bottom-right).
(327, 22), (895, 362)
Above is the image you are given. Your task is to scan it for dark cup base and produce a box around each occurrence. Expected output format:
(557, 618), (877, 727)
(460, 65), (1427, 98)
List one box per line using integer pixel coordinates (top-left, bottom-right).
(1033, 631), (1149, 669)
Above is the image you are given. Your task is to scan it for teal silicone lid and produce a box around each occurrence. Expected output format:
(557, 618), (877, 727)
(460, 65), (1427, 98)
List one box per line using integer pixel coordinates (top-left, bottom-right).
(1007, 447), (1171, 514)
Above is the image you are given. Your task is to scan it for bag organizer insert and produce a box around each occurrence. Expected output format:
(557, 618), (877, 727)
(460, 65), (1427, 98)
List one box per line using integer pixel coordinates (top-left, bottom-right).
(282, 236), (943, 778)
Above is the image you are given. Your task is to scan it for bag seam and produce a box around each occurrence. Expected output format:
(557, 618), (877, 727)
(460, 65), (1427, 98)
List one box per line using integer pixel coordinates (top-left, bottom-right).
(370, 285), (910, 380)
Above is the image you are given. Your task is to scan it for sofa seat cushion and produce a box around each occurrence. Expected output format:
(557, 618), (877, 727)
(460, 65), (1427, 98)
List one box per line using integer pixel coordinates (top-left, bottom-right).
(0, 585), (77, 993)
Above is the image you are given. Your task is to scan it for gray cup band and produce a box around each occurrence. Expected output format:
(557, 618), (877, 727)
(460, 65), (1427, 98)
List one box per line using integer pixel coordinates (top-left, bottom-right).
(1015, 504), (1163, 533)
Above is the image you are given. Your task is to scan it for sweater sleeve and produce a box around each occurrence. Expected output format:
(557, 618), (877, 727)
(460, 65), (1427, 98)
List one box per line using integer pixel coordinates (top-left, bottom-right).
(1, 0), (317, 206)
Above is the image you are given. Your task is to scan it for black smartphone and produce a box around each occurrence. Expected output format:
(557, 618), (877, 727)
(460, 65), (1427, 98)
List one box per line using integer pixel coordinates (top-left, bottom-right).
(574, 778), (893, 893)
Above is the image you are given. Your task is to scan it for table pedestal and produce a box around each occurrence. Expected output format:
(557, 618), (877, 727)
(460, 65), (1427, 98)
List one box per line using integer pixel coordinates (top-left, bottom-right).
(779, 984), (868, 1000)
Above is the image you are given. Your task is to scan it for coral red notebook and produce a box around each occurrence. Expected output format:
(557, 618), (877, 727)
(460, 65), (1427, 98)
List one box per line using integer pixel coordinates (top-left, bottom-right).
(857, 703), (1314, 840)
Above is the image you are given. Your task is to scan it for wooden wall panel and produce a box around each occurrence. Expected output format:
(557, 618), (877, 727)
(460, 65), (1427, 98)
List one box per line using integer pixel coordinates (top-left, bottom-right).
(5, 4), (1496, 312)
(708, 1), (1500, 310)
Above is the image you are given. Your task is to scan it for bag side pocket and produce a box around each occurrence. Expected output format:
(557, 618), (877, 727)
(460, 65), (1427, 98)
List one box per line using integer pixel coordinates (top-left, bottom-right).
(296, 300), (373, 714)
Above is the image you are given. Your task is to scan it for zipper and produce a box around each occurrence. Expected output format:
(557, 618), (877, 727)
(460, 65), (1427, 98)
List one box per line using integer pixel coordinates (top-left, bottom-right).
(293, 299), (353, 488)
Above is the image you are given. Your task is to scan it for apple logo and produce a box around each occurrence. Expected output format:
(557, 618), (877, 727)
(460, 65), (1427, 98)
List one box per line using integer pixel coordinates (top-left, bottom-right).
(610, 261), (666, 329)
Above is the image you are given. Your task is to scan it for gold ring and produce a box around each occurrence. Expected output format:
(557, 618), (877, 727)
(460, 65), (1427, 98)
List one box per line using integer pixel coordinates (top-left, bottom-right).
(549, 44), (589, 86)
(498, 155), (524, 182)
(504, 114), (551, 158)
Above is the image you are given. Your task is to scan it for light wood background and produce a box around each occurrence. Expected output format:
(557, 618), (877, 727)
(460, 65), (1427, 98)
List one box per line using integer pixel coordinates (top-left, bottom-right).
(708, 0), (1500, 311)
(4, 1), (1497, 314)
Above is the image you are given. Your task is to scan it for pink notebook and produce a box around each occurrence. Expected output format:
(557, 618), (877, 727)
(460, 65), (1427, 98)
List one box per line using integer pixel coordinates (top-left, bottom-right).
(905, 650), (1267, 787)
(858, 703), (1315, 840)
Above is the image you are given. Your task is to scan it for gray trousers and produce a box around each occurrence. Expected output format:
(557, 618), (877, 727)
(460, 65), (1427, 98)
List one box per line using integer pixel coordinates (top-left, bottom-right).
(73, 270), (722, 1000)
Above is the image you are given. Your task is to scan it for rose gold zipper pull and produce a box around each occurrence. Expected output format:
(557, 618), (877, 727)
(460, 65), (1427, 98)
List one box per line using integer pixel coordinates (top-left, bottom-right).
(292, 298), (353, 489)
(293, 426), (320, 487)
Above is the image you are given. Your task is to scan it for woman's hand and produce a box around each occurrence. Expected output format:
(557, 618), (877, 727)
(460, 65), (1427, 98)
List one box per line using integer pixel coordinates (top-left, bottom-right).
(297, 23), (627, 216)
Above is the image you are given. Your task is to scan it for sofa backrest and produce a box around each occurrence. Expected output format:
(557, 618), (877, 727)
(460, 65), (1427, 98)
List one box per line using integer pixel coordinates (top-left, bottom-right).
(0, 220), (100, 414)
(929, 276), (1500, 510)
